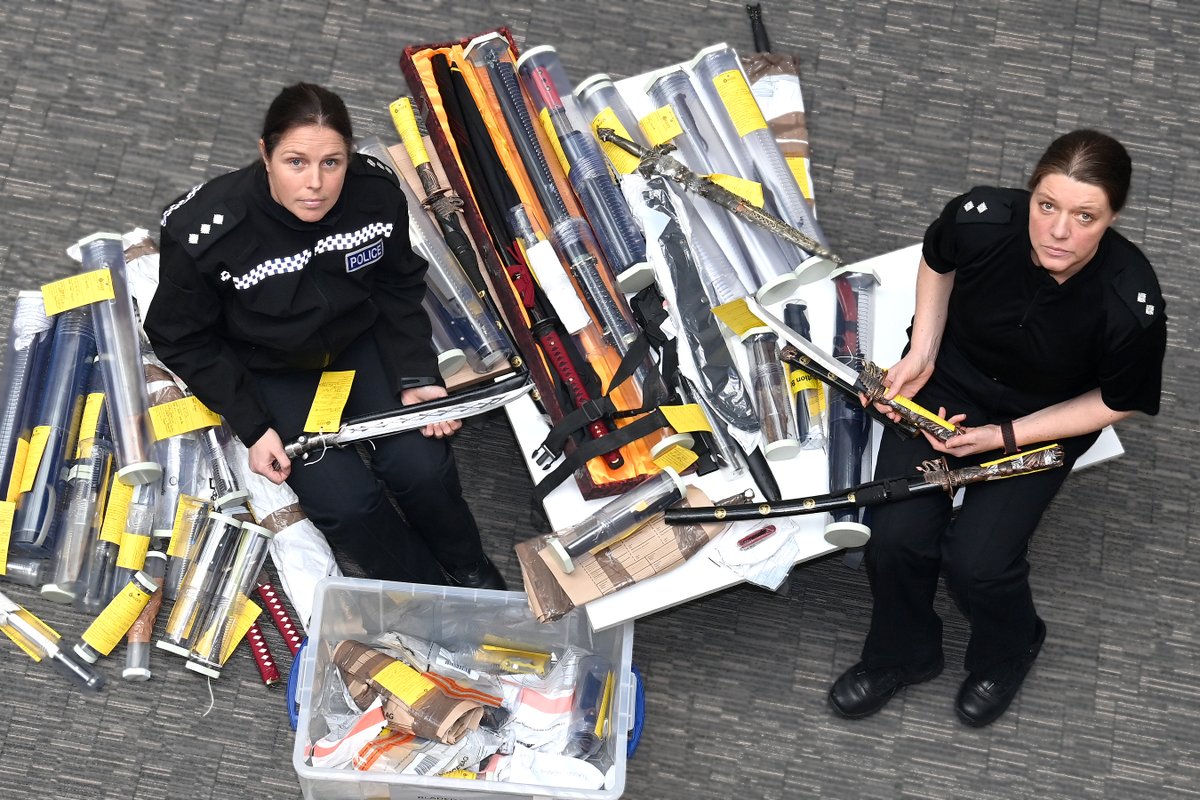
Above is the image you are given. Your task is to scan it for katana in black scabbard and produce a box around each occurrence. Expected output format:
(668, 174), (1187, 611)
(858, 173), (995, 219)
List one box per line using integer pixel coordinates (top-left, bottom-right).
(389, 96), (488, 297)
(595, 128), (843, 265)
(664, 445), (1066, 525)
(283, 373), (533, 461)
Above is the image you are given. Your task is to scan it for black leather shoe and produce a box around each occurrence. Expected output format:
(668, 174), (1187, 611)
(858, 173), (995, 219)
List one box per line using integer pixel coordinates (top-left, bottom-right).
(447, 557), (507, 591)
(956, 618), (1047, 727)
(829, 656), (944, 719)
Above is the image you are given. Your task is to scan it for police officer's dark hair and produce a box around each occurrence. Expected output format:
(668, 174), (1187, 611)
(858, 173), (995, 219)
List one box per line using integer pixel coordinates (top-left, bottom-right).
(1028, 129), (1132, 213)
(261, 83), (354, 156)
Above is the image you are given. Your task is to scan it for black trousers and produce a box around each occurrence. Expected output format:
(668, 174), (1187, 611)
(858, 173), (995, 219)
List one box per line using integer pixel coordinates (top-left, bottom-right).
(252, 332), (485, 584)
(861, 340), (1100, 674)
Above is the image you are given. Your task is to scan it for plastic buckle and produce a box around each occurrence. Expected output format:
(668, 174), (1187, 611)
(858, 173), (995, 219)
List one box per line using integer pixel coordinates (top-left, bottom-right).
(531, 444), (559, 470)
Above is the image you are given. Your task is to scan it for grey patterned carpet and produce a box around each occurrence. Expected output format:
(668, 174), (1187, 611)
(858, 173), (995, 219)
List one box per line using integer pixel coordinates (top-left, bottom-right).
(0, 1), (1195, 798)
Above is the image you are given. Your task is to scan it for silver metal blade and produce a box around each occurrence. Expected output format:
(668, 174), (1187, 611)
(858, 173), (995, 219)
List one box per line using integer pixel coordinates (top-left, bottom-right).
(748, 299), (862, 387)
(333, 380), (533, 444)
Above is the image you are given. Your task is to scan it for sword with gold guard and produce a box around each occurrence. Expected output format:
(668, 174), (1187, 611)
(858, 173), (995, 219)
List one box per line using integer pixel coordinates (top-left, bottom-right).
(664, 445), (1065, 524)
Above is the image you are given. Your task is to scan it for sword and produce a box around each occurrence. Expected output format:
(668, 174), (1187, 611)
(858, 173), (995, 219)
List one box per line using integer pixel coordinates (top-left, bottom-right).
(283, 373), (533, 461)
(595, 128), (843, 265)
(664, 445), (1065, 524)
(733, 299), (961, 442)
(389, 97), (488, 296)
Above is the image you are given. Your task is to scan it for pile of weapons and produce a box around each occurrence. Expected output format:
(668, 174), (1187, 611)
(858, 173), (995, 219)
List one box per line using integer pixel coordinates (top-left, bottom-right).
(385, 27), (909, 548)
(384, 19), (1067, 590)
(0, 234), (307, 691)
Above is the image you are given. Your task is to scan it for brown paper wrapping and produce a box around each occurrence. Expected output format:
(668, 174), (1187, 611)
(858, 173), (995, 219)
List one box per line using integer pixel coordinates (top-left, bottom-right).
(333, 640), (485, 745)
(519, 486), (727, 622)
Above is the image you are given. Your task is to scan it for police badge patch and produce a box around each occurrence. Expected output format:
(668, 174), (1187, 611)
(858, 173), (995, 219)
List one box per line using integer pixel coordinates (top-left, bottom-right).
(346, 239), (384, 272)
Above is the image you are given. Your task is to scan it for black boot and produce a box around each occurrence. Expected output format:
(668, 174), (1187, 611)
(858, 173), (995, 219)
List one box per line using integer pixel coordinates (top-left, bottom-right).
(446, 557), (507, 591)
(829, 656), (944, 719)
(955, 617), (1047, 727)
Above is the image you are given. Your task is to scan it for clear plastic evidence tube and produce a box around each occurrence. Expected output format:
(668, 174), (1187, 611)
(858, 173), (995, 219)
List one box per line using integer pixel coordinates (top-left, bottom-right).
(825, 272), (878, 548)
(186, 521), (274, 678)
(689, 44), (833, 284)
(72, 568), (159, 664)
(74, 233), (162, 485)
(110, 481), (158, 592)
(645, 67), (801, 304)
(574, 74), (750, 306)
(10, 307), (97, 558)
(516, 46), (650, 290)
(143, 355), (205, 541)
(122, 549), (168, 680)
(41, 367), (113, 604)
(157, 511), (243, 657)
(355, 136), (510, 374)
(744, 329), (799, 461)
(198, 421), (249, 511)
(1, 558), (49, 588)
(423, 291), (468, 378)
(466, 38), (642, 361)
(0, 588), (106, 691)
(0, 291), (54, 501)
(162, 494), (211, 601)
(784, 302), (827, 451)
(546, 467), (687, 573)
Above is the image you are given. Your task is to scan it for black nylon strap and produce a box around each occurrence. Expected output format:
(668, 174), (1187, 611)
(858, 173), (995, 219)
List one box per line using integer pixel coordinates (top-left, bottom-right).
(536, 334), (655, 461)
(532, 407), (670, 506)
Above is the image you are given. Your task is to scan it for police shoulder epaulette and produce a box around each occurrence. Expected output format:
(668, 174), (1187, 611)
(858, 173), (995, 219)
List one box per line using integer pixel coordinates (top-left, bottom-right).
(163, 175), (247, 259)
(172, 196), (246, 259)
(954, 186), (1015, 224)
(353, 151), (401, 188)
(1111, 257), (1164, 330)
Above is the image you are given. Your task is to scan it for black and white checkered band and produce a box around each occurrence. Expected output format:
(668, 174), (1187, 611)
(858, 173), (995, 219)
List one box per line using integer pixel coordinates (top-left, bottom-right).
(312, 222), (393, 255)
(230, 222), (394, 290)
(161, 184), (204, 226)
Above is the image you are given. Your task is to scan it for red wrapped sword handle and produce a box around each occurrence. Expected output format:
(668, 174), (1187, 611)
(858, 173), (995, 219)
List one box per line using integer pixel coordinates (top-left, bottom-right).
(246, 622), (280, 686)
(256, 582), (303, 656)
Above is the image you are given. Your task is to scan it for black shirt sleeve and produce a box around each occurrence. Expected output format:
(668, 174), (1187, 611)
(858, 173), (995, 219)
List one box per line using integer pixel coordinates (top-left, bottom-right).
(1098, 315), (1166, 414)
(143, 226), (274, 444)
(1098, 259), (1167, 415)
(921, 193), (967, 274)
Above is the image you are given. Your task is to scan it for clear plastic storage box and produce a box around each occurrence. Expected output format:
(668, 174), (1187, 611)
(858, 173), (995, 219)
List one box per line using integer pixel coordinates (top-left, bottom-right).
(293, 577), (636, 800)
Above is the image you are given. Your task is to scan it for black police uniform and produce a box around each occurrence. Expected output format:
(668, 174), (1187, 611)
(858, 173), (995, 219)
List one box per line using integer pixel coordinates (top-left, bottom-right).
(144, 153), (485, 584)
(860, 186), (1166, 675)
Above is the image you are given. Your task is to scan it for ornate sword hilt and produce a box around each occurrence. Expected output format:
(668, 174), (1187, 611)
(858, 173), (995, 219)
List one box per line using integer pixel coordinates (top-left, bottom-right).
(856, 362), (960, 442)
